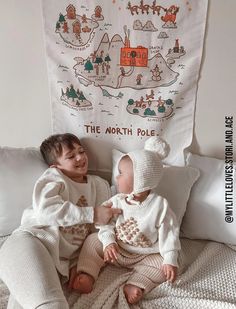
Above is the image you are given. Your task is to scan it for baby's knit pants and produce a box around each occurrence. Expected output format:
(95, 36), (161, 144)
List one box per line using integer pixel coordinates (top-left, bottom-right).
(0, 231), (69, 309)
(77, 232), (166, 293)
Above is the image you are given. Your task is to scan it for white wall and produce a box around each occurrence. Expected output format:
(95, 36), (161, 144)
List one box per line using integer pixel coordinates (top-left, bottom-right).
(190, 0), (236, 160)
(0, 0), (51, 147)
(0, 0), (235, 160)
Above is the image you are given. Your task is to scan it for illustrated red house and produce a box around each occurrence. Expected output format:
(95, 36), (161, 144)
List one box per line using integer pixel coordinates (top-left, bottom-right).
(120, 46), (148, 67)
(73, 21), (81, 35)
(66, 4), (76, 19)
(120, 29), (148, 67)
(95, 6), (102, 18)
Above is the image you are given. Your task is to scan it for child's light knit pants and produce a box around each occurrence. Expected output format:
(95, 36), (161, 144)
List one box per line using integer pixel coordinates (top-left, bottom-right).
(77, 233), (166, 293)
(0, 231), (69, 309)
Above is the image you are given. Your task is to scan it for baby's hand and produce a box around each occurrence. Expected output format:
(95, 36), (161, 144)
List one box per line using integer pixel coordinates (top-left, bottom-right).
(162, 264), (177, 283)
(104, 243), (119, 263)
(94, 202), (122, 225)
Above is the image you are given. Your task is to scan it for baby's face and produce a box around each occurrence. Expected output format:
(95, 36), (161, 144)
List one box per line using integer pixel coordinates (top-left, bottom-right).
(116, 156), (133, 194)
(53, 143), (88, 182)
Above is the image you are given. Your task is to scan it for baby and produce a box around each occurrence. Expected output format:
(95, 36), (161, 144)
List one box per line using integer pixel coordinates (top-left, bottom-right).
(72, 136), (181, 304)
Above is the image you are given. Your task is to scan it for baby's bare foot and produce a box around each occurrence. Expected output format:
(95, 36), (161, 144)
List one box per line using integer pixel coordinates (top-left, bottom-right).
(123, 284), (143, 304)
(73, 273), (94, 294)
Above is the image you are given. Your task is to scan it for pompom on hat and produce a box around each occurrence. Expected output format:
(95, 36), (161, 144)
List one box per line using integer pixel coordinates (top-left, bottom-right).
(125, 136), (170, 195)
(144, 136), (170, 160)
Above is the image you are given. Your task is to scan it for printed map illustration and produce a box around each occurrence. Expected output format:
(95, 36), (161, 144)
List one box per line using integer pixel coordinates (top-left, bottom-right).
(42, 0), (208, 168)
(54, 2), (187, 121)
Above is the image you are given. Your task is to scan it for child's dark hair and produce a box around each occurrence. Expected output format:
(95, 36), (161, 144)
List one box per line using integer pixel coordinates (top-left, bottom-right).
(40, 133), (81, 166)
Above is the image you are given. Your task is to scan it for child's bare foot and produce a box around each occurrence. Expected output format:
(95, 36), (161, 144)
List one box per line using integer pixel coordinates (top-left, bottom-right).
(73, 273), (94, 294)
(123, 284), (143, 304)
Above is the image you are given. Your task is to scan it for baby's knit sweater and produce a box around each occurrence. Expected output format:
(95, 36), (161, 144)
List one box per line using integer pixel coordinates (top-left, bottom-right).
(98, 192), (181, 266)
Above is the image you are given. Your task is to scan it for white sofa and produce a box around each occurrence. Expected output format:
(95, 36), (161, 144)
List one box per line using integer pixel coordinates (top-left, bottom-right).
(0, 147), (235, 308)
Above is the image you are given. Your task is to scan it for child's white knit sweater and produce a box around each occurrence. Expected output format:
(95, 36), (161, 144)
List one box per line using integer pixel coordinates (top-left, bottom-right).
(98, 192), (180, 266)
(15, 167), (111, 276)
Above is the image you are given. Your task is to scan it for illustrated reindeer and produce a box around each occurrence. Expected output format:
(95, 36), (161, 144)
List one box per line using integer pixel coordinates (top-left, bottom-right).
(135, 100), (142, 108)
(150, 0), (163, 15)
(161, 5), (179, 24)
(127, 1), (139, 15)
(139, 0), (149, 14)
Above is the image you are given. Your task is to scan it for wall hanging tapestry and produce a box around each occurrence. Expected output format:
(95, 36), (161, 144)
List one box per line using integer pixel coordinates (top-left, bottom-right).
(41, 0), (208, 172)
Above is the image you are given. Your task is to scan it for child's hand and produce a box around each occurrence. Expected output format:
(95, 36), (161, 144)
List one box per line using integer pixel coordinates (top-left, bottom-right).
(94, 202), (122, 225)
(104, 243), (119, 263)
(162, 264), (177, 283)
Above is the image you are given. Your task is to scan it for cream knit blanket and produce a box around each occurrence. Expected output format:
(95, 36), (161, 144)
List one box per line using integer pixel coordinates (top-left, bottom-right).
(1, 238), (236, 308)
(69, 238), (236, 309)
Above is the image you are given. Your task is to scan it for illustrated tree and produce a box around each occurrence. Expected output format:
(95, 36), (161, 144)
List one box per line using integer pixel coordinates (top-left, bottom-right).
(158, 105), (166, 113)
(128, 99), (134, 105)
(166, 99), (173, 106)
(69, 85), (78, 102)
(84, 59), (93, 73)
(59, 13), (65, 23)
(144, 108), (156, 116)
(66, 87), (70, 98)
(56, 22), (61, 30)
(105, 54), (111, 63)
(78, 91), (86, 102)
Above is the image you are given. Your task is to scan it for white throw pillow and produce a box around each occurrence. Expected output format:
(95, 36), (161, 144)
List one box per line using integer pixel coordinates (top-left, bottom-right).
(0, 147), (47, 236)
(181, 153), (236, 245)
(112, 149), (200, 225)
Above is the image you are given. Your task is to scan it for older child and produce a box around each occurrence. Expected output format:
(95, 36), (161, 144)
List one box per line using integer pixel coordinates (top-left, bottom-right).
(0, 133), (121, 309)
(72, 136), (181, 304)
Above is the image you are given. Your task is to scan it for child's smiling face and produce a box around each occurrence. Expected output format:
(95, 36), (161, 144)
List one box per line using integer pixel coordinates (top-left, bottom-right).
(53, 143), (88, 182)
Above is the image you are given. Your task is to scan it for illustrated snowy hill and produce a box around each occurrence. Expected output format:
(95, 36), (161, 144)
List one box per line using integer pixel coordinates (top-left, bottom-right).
(73, 32), (179, 90)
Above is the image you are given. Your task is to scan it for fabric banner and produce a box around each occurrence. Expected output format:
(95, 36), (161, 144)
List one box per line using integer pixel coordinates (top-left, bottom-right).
(41, 0), (208, 172)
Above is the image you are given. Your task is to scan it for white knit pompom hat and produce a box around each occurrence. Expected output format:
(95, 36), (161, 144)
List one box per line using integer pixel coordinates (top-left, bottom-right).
(127, 136), (170, 194)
